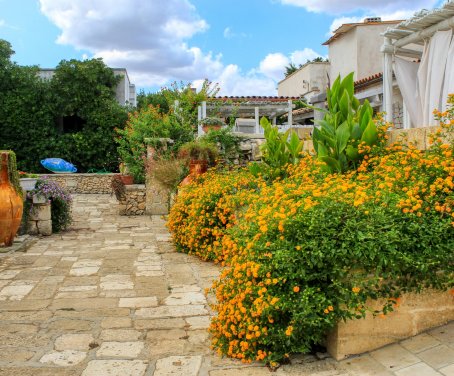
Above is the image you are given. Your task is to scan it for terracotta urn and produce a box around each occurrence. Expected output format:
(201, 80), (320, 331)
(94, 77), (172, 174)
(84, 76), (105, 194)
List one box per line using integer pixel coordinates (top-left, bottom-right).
(0, 152), (23, 247)
(120, 175), (134, 185)
(180, 160), (208, 186)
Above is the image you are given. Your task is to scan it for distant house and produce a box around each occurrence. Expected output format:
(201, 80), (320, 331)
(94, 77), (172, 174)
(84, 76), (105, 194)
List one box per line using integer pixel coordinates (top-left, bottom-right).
(277, 61), (330, 101)
(38, 67), (137, 107)
(323, 18), (401, 81)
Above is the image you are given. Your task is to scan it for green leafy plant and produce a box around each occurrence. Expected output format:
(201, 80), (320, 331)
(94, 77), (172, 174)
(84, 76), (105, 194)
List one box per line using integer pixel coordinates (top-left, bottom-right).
(312, 72), (379, 173)
(147, 157), (186, 192)
(249, 117), (304, 179)
(201, 126), (242, 161)
(200, 117), (225, 126)
(178, 140), (218, 165)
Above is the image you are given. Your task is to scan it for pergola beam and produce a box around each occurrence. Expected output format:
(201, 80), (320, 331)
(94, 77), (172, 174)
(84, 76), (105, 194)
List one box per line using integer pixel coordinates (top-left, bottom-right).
(392, 15), (454, 48)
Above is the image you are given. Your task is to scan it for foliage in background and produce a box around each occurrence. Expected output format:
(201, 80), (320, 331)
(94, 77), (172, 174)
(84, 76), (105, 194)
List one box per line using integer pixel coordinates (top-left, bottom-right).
(249, 117), (304, 180)
(162, 80), (220, 132)
(169, 100), (454, 364)
(147, 157), (186, 192)
(200, 126), (242, 161)
(178, 140), (219, 165)
(116, 105), (193, 183)
(28, 178), (72, 233)
(312, 73), (380, 173)
(0, 39), (128, 172)
(136, 90), (169, 113)
(0, 150), (22, 197)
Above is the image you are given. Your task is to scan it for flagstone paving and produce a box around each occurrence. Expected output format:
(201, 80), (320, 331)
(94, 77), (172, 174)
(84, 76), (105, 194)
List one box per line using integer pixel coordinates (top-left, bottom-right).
(0, 194), (452, 376)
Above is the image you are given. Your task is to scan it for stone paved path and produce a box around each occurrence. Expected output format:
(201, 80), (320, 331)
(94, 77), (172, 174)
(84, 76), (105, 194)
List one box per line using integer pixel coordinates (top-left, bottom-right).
(0, 194), (452, 376)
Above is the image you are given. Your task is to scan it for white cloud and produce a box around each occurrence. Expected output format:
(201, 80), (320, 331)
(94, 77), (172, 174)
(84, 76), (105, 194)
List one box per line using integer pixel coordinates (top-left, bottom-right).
(279, 0), (440, 15)
(223, 26), (248, 39)
(259, 53), (290, 81)
(290, 48), (325, 65)
(38, 0), (323, 95)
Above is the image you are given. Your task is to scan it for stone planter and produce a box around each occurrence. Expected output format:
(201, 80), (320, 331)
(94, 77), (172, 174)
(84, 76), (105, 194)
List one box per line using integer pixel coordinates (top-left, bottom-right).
(326, 289), (454, 360)
(19, 178), (38, 192)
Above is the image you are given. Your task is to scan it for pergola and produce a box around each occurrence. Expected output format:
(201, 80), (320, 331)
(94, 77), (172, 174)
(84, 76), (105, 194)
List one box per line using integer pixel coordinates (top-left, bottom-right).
(196, 96), (298, 135)
(382, 0), (454, 127)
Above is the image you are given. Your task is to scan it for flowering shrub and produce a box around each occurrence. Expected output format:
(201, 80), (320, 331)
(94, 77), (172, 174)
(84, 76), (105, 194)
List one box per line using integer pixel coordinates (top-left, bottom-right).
(168, 96), (454, 365)
(168, 167), (261, 262)
(28, 177), (72, 232)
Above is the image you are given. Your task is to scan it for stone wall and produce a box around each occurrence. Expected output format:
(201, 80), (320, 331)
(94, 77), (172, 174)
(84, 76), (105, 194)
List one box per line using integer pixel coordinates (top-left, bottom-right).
(44, 173), (115, 194)
(326, 289), (454, 360)
(118, 185), (146, 216)
(27, 201), (52, 236)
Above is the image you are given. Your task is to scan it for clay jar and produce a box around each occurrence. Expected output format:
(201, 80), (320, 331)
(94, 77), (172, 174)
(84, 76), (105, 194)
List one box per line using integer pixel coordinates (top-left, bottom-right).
(0, 152), (23, 247)
(180, 160), (208, 186)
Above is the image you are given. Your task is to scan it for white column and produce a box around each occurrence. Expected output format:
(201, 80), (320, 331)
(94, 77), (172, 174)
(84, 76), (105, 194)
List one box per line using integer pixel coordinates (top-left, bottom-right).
(288, 100), (293, 128)
(202, 101), (207, 119)
(383, 37), (394, 123)
(272, 117), (277, 125)
(197, 106), (203, 136)
(255, 107), (260, 134)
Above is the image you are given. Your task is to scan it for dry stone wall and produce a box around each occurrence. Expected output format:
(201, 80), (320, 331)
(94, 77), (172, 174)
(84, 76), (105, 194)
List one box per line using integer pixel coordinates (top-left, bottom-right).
(44, 173), (115, 194)
(118, 185), (146, 216)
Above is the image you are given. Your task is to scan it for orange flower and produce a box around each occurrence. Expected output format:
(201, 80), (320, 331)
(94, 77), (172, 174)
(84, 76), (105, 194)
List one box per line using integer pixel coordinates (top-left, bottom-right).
(352, 287), (361, 294)
(293, 286), (300, 293)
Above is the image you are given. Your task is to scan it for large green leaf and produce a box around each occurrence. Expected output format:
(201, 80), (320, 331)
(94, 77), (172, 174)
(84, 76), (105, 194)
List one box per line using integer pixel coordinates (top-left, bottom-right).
(346, 144), (360, 161)
(336, 121), (351, 155)
(340, 72), (355, 99)
(320, 156), (341, 172)
(339, 91), (350, 121)
(361, 119), (378, 146)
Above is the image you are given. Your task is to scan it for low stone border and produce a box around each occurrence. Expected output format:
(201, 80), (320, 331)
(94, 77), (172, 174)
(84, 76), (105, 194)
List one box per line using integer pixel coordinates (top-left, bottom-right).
(326, 289), (454, 360)
(119, 184), (146, 216)
(44, 173), (115, 194)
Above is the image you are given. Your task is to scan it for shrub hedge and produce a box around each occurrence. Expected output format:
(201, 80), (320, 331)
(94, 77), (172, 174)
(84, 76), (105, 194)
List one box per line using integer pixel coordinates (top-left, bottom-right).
(168, 97), (454, 364)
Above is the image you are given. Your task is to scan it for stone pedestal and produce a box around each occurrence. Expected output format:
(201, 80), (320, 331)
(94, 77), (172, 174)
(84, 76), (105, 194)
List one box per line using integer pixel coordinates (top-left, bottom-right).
(326, 289), (454, 360)
(27, 202), (52, 236)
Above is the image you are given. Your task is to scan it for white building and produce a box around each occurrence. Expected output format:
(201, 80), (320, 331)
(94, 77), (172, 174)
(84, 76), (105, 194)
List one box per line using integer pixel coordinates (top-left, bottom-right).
(277, 62), (330, 101)
(323, 18), (402, 81)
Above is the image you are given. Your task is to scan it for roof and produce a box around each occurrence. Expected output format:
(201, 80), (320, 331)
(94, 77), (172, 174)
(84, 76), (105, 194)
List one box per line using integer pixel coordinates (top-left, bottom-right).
(323, 20), (402, 45)
(383, 1), (454, 43)
(354, 72), (383, 90)
(208, 96), (299, 104)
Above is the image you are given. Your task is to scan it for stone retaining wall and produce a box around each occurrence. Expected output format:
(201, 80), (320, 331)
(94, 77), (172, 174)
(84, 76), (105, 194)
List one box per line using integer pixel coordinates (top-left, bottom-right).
(44, 173), (115, 194)
(118, 185), (146, 216)
(326, 289), (454, 360)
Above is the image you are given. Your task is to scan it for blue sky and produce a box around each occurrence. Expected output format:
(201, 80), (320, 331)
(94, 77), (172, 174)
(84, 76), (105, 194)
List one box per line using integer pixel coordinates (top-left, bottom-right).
(0, 0), (444, 95)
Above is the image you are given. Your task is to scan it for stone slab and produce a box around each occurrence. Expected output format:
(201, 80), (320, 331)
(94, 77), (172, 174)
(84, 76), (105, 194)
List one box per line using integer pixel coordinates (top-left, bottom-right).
(96, 341), (144, 358)
(119, 296), (158, 308)
(82, 360), (147, 376)
(40, 350), (87, 366)
(154, 355), (202, 376)
(135, 305), (208, 319)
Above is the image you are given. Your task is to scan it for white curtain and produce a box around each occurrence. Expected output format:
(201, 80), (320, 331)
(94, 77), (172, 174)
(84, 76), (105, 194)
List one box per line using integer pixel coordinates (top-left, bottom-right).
(442, 34), (454, 112)
(417, 30), (452, 126)
(394, 57), (422, 127)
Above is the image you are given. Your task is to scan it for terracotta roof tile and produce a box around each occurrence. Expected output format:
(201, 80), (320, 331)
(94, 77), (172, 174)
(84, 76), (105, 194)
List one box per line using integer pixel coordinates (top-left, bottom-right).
(354, 72), (383, 89)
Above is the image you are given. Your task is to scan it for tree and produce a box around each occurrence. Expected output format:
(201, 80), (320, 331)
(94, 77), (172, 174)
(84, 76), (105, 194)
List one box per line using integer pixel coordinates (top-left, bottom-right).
(284, 63), (300, 77)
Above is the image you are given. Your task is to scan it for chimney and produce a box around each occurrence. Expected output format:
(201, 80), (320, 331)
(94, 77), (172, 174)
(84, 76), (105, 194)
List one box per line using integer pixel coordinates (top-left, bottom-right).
(364, 17), (382, 23)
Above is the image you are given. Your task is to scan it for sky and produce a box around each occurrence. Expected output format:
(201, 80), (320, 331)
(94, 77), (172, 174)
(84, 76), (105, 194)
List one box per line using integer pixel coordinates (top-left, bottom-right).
(0, 0), (445, 95)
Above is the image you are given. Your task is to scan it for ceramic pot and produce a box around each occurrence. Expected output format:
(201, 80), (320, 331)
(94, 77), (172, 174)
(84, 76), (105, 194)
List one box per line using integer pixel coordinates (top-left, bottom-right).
(0, 152), (24, 247)
(180, 160), (208, 187)
(120, 175), (134, 185)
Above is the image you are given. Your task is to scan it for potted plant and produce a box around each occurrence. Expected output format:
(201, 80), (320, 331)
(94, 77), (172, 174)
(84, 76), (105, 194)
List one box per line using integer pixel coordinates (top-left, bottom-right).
(178, 140), (218, 185)
(118, 162), (134, 185)
(201, 117), (225, 133)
